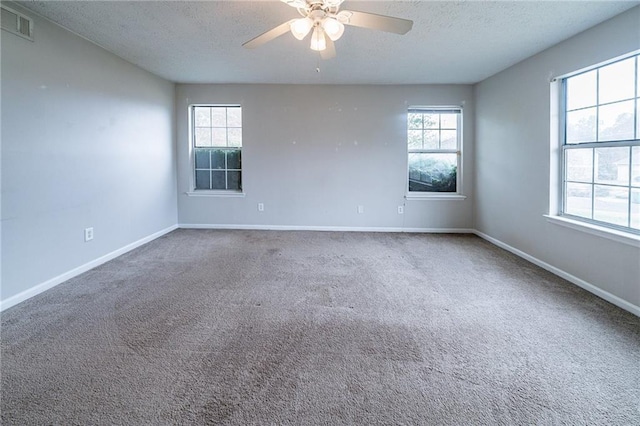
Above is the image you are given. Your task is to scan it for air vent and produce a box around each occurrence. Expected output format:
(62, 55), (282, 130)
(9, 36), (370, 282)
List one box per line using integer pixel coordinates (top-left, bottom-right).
(1, 5), (33, 41)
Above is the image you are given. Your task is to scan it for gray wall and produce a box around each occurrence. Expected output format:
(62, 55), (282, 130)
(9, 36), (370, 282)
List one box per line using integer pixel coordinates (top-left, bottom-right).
(3, 2), (635, 312)
(474, 7), (640, 307)
(1, 5), (177, 302)
(176, 84), (474, 230)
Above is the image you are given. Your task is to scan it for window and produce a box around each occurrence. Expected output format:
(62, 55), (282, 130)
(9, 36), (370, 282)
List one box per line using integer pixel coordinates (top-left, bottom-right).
(407, 107), (462, 194)
(191, 105), (242, 191)
(561, 53), (639, 233)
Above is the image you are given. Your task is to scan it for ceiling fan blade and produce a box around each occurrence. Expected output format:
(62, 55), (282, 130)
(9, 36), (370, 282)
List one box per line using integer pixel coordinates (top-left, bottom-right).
(321, 37), (336, 60)
(337, 10), (413, 35)
(243, 20), (294, 49)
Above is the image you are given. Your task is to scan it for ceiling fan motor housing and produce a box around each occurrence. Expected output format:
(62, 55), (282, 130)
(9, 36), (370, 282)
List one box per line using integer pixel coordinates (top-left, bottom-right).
(301, 0), (342, 17)
(309, 9), (328, 23)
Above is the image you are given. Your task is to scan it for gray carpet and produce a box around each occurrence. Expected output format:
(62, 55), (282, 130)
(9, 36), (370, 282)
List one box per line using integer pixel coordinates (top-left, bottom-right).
(1, 230), (639, 425)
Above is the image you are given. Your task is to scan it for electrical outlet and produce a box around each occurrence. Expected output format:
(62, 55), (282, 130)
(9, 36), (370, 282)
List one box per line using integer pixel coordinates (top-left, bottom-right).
(398, 206), (404, 214)
(258, 203), (264, 212)
(357, 205), (364, 214)
(84, 227), (94, 242)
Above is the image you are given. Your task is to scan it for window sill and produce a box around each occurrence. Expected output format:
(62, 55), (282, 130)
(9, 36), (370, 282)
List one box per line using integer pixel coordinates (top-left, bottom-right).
(405, 194), (467, 201)
(544, 215), (640, 248)
(185, 191), (245, 198)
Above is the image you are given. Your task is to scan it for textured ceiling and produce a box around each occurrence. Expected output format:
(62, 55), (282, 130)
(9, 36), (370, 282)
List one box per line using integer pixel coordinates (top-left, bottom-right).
(18, 0), (640, 84)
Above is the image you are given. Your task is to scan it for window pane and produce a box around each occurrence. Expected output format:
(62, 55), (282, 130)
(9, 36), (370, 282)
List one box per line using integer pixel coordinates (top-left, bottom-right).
(194, 107), (211, 127)
(562, 55), (638, 233)
(195, 170), (210, 190)
(212, 108), (226, 127)
(566, 107), (596, 144)
(423, 114), (438, 129)
(631, 189), (640, 230)
(565, 182), (592, 219)
(408, 113), (422, 129)
(440, 114), (457, 129)
(440, 130), (457, 149)
(632, 146), (640, 188)
(192, 106), (242, 192)
(194, 128), (211, 147)
(227, 171), (241, 190)
(408, 153), (457, 192)
(566, 70), (596, 110)
(423, 130), (439, 149)
(565, 148), (593, 183)
(212, 128), (226, 146)
(211, 171), (226, 189)
(194, 149), (210, 169)
(212, 149), (225, 169)
(598, 100), (634, 141)
(228, 128), (242, 147)
(595, 147), (629, 185)
(599, 57), (635, 104)
(408, 130), (422, 149)
(227, 149), (241, 170)
(594, 185), (629, 227)
(227, 107), (242, 128)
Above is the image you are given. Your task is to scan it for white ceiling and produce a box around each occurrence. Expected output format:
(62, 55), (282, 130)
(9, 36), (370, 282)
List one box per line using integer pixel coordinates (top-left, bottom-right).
(18, 0), (640, 84)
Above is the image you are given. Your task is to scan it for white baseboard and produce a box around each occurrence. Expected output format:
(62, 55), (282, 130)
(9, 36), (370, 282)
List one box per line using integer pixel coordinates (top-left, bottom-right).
(473, 230), (640, 317)
(0, 224), (179, 312)
(179, 223), (476, 234)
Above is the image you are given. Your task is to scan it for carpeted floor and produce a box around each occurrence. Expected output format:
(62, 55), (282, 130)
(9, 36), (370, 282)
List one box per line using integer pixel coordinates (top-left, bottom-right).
(1, 230), (639, 425)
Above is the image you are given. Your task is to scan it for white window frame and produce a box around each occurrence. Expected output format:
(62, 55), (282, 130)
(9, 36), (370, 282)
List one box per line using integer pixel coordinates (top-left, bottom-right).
(406, 106), (464, 200)
(556, 52), (640, 237)
(187, 104), (244, 197)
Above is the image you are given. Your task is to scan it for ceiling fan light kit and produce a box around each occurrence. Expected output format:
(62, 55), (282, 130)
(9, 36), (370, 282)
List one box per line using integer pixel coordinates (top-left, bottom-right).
(243, 0), (413, 58)
(310, 26), (327, 51)
(322, 18), (344, 42)
(290, 17), (313, 40)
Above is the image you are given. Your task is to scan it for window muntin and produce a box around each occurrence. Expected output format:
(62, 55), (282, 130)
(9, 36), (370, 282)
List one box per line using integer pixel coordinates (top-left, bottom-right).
(562, 54), (640, 233)
(191, 105), (242, 191)
(407, 108), (461, 193)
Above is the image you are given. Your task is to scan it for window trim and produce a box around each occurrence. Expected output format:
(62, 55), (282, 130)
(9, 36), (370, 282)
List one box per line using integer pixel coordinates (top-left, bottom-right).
(406, 106), (464, 198)
(544, 214), (640, 248)
(188, 104), (244, 195)
(555, 52), (640, 236)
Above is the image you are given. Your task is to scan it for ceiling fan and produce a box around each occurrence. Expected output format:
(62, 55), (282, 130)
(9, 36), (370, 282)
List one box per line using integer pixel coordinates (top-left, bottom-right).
(242, 0), (413, 59)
